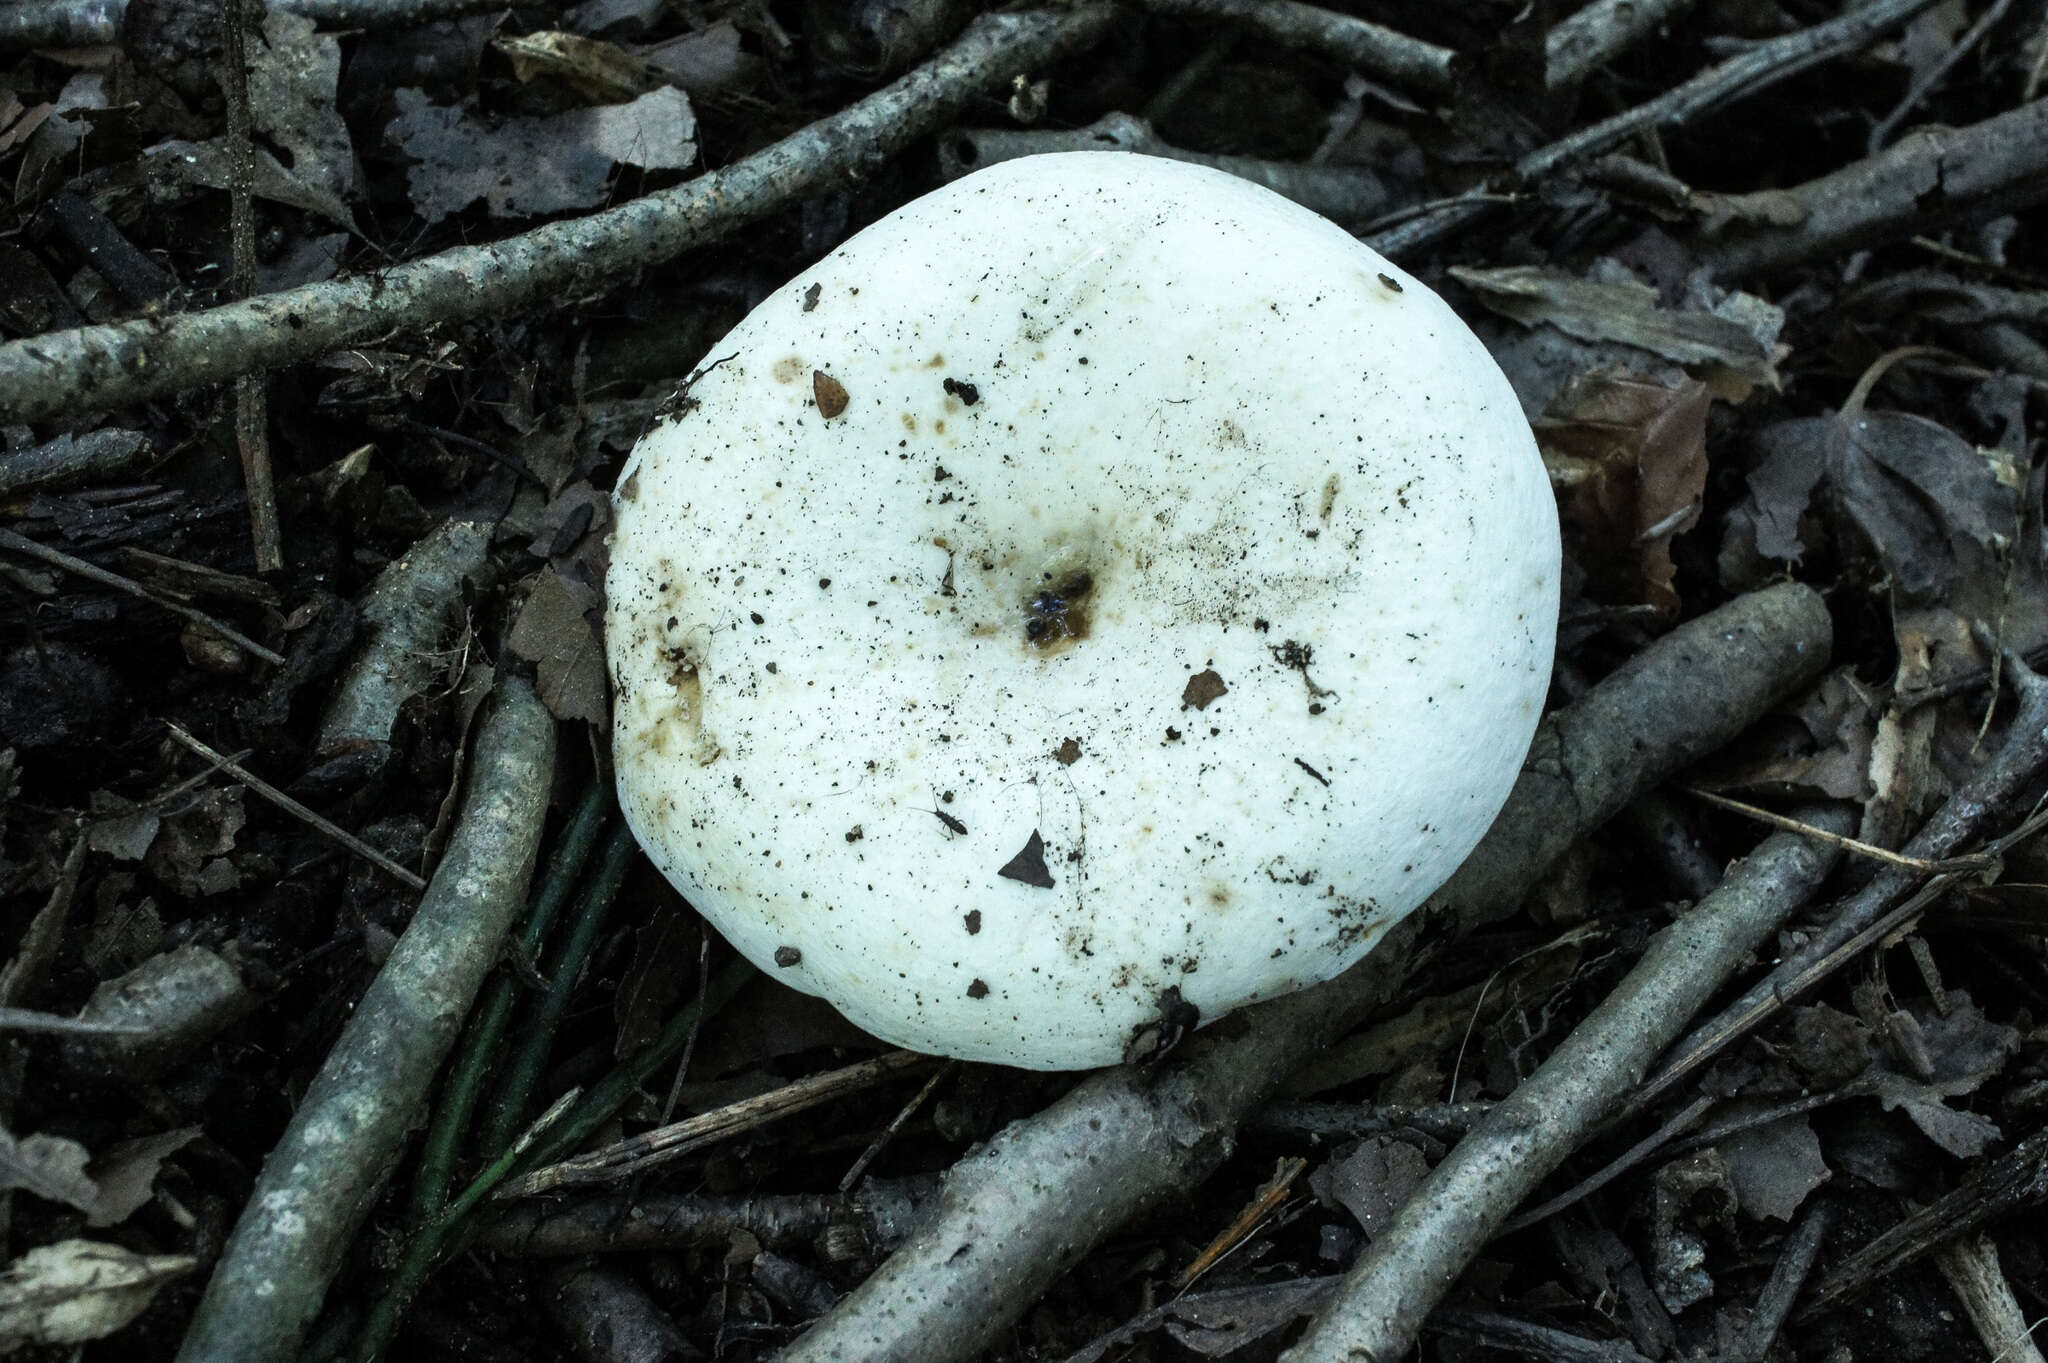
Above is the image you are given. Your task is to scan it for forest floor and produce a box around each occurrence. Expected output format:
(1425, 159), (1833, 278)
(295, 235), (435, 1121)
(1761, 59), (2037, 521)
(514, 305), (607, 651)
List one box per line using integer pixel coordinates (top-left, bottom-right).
(2, 1), (2047, 1361)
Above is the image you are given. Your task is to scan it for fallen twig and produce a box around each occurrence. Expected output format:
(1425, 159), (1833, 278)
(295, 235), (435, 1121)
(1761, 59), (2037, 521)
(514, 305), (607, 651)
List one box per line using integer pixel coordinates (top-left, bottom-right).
(1733, 1201), (1832, 1363)
(1628, 650), (2048, 1113)
(163, 721), (428, 889)
(315, 518), (492, 757)
(221, 0), (281, 574)
(1932, 1233), (2048, 1363)
(1799, 1128), (2048, 1318)
(0, 1006), (147, 1037)
(1371, 0), (1943, 260)
(172, 678), (555, 1363)
(1702, 97), (2048, 280)
(501, 1051), (936, 1198)
(1134, 0), (1455, 95)
(774, 582), (1832, 1363)
(0, 6), (1117, 424)
(1683, 786), (1989, 875)
(0, 526), (283, 665)
(1280, 814), (1847, 1361)
(1546, 0), (1703, 90)
(0, 428), (154, 497)
(1868, 0), (2022, 154)
(0, 0), (542, 51)
(63, 944), (259, 1079)
(476, 1176), (939, 1259)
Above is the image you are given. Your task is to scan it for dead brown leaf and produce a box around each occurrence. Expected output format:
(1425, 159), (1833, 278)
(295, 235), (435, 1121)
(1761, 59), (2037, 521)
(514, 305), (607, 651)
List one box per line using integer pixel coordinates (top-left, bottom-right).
(1538, 371), (1710, 614)
(494, 31), (666, 102)
(506, 567), (607, 726)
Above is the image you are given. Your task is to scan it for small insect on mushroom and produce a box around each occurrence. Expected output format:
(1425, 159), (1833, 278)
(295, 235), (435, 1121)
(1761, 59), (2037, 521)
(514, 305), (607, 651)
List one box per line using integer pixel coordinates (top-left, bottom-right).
(606, 153), (1559, 1070)
(920, 790), (967, 838)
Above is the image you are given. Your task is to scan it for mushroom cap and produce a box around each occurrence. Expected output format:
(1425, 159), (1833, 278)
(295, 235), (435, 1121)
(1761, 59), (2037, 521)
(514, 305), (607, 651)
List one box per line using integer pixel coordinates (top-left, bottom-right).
(607, 152), (1558, 1070)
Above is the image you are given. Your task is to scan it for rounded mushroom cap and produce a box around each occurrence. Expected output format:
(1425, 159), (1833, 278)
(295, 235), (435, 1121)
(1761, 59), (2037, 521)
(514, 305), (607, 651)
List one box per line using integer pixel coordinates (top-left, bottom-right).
(607, 152), (1558, 1070)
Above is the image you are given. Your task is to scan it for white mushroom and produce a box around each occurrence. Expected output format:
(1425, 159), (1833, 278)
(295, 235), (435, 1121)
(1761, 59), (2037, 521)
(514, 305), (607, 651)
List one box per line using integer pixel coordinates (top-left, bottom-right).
(606, 152), (1558, 1070)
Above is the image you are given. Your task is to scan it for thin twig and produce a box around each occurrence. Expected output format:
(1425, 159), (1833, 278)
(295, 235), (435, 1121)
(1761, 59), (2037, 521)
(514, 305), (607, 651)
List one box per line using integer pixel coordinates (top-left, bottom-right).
(500, 1050), (935, 1198)
(1683, 786), (1992, 875)
(1702, 97), (2048, 279)
(0, 1007), (148, 1037)
(1799, 1132), (2048, 1320)
(163, 722), (427, 890)
(1178, 1157), (1309, 1290)
(1546, 0), (1703, 90)
(839, 1061), (955, 1195)
(221, 0), (282, 573)
(1735, 1202), (1832, 1363)
(1869, 0), (2020, 154)
(1498, 1094), (1716, 1236)
(0, 527), (284, 665)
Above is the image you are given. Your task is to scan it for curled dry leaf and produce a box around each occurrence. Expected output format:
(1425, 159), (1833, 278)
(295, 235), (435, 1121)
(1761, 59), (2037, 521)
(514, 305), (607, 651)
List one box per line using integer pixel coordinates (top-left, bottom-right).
(86, 1127), (200, 1228)
(0, 1240), (196, 1350)
(495, 31), (667, 102)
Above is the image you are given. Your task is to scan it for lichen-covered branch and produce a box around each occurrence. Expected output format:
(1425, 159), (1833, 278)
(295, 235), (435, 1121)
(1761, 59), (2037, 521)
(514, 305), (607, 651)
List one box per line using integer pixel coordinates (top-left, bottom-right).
(316, 518), (493, 757)
(171, 679), (555, 1363)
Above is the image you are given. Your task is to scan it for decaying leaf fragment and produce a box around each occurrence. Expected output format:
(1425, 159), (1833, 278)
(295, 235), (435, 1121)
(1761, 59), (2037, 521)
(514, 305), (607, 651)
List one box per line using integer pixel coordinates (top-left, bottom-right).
(386, 85), (697, 224)
(1720, 408), (2044, 690)
(1455, 264), (1784, 399)
(0, 1240), (195, 1350)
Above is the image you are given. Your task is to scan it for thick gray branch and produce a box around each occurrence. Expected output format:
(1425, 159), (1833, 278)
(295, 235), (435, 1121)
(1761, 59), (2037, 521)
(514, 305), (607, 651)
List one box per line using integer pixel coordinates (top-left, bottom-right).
(775, 582), (1832, 1363)
(0, 5), (1116, 424)
(171, 680), (555, 1363)
(1702, 98), (2048, 280)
